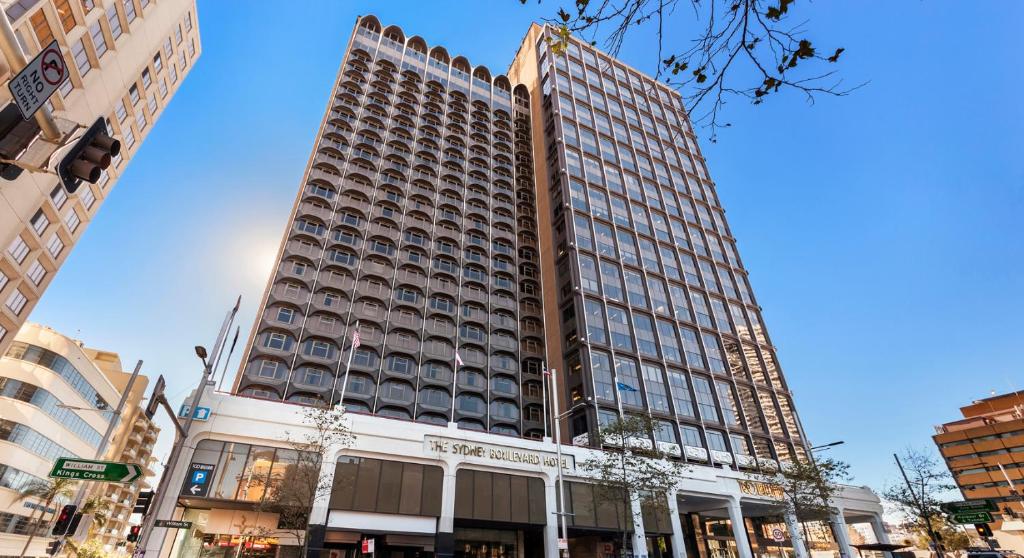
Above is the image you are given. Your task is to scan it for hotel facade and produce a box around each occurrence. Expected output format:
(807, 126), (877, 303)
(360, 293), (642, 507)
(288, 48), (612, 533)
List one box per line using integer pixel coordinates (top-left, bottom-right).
(147, 15), (887, 558)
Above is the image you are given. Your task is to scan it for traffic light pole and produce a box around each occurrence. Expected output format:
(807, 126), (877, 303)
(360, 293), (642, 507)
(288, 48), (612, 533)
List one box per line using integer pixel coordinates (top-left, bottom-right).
(136, 299), (239, 558)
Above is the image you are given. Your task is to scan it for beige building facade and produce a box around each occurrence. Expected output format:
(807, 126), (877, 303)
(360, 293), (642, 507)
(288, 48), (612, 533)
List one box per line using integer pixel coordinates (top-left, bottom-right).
(0, 322), (158, 557)
(0, 0), (201, 355)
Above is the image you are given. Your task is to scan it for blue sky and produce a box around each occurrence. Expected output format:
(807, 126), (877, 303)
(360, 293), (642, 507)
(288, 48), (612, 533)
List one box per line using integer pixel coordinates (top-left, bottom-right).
(28, 1), (1023, 494)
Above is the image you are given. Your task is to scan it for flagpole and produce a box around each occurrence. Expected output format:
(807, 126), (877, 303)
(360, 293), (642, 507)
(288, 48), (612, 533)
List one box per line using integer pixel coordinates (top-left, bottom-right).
(542, 361), (549, 440)
(549, 368), (569, 556)
(331, 320), (359, 407)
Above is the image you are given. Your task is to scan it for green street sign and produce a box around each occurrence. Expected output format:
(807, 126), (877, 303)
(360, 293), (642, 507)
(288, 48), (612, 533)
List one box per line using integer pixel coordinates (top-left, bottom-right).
(950, 511), (994, 524)
(941, 500), (997, 513)
(49, 458), (142, 483)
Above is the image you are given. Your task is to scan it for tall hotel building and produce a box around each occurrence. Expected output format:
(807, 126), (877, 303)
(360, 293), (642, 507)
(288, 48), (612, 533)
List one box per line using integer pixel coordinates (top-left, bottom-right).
(159, 15), (886, 558)
(0, 0), (201, 355)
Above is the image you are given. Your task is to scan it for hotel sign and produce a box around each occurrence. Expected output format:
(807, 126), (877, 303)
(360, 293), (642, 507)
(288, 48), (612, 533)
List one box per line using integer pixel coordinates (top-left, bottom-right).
(425, 436), (574, 469)
(738, 480), (784, 499)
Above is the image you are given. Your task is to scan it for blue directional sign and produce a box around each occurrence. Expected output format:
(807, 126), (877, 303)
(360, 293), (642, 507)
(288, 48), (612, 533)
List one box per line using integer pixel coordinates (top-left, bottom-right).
(177, 405), (211, 421)
(181, 463), (215, 498)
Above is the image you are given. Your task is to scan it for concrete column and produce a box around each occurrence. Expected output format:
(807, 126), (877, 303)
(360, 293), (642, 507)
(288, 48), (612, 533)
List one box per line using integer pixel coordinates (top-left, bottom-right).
(304, 457), (336, 558)
(631, 494), (649, 558)
(436, 467), (458, 558)
(666, 493), (686, 558)
(544, 479), (560, 558)
(870, 514), (893, 558)
(784, 511), (810, 558)
(726, 498), (754, 558)
(831, 510), (854, 558)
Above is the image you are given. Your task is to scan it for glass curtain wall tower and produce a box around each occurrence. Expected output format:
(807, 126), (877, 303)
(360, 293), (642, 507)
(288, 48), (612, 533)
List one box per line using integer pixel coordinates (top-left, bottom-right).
(235, 16), (549, 439)
(509, 24), (809, 467)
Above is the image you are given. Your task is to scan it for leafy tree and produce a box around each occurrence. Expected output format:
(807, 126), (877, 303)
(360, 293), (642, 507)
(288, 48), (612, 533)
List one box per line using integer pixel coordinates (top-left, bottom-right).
(80, 495), (111, 534)
(253, 405), (354, 558)
(578, 415), (690, 555)
(63, 539), (114, 558)
(884, 448), (959, 558)
(903, 518), (973, 552)
(524, 0), (860, 140)
(753, 456), (850, 555)
(14, 477), (77, 558)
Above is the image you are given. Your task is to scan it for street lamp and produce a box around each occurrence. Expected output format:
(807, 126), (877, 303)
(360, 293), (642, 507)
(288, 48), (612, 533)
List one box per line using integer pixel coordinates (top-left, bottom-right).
(194, 345), (208, 362)
(811, 440), (845, 451)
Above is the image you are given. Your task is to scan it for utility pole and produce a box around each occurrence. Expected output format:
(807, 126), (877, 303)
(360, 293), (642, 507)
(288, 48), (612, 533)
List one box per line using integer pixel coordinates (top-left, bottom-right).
(894, 453), (944, 558)
(137, 298), (240, 558)
(547, 369), (569, 557)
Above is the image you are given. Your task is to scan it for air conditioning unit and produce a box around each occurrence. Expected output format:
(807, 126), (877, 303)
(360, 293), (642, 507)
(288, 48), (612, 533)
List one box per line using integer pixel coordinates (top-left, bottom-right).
(657, 442), (682, 457)
(684, 445), (709, 462)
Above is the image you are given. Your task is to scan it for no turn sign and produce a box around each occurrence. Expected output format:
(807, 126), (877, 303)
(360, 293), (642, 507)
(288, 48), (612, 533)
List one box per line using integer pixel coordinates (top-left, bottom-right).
(8, 40), (66, 119)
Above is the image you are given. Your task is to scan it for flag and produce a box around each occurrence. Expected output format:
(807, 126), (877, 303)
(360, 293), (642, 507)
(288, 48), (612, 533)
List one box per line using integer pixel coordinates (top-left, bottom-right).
(455, 351), (463, 367)
(351, 328), (361, 350)
(616, 382), (638, 393)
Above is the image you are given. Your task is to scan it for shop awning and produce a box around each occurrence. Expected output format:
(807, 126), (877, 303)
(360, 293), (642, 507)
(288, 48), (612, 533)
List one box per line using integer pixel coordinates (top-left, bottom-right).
(853, 544), (910, 552)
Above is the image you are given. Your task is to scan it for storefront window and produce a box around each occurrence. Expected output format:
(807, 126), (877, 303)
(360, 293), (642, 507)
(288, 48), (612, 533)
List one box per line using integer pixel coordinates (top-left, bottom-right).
(454, 528), (517, 558)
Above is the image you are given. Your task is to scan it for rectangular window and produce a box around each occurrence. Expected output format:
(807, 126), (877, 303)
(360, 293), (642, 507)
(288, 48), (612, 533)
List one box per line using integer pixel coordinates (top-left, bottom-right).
(30, 210), (49, 236)
(153, 53), (162, 72)
(163, 37), (172, 58)
(158, 78), (168, 98)
(135, 109), (147, 131)
(599, 261), (623, 301)
(591, 351), (615, 402)
(30, 9), (53, 46)
(72, 38), (91, 76)
(716, 380), (741, 426)
(90, 20), (107, 57)
(123, 125), (136, 148)
(142, 68), (152, 89)
(122, 0), (136, 23)
(692, 376), (720, 423)
(679, 326), (704, 369)
(623, 269), (647, 308)
(26, 261), (46, 285)
(606, 305), (633, 351)
(115, 100), (128, 123)
(5, 289), (28, 315)
(147, 94), (157, 116)
(55, 0), (76, 32)
(632, 313), (658, 357)
(7, 236), (30, 264)
(129, 84), (140, 105)
(642, 364), (670, 413)
(584, 299), (607, 345)
(668, 369), (695, 418)
(174, 24), (183, 45)
(614, 356), (643, 407)
(46, 234), (64, 258)
(50, 186), (68, 209)
(106, 4), (122, 39)
(79, 187), (96, 209)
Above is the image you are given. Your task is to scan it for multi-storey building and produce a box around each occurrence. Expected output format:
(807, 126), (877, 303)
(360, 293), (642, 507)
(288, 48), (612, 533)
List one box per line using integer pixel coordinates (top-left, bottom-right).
(0, 322), (158, 556)
(235, 18), (548, 438)
(934, 390), (1024, 552)
(0, 0), (201, 355)
(508, 24), (807, 469)
(152, 15), (886, 558)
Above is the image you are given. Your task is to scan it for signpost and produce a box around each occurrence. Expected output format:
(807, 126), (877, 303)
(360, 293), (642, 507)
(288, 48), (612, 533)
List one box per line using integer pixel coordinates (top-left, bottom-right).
(154, 520), (192, 529)
(23, 501), (56, 514)
(180, 463), (215, 497)
(771, 528), (786, 542)
(49, 458), (142, 483)
(941, 500), (997, 513)
(7, 40), (65, 119)
(177, 405), (211, 421)
(950, 511), (994, 525)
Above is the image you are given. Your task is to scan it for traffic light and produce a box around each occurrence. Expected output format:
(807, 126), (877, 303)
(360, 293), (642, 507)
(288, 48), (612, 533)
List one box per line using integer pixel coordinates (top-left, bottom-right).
(65, 511), (84, 536)
(144, 375), (165, 420)
(52, 504), (77, 536)
(975, 523), (993, 537)
(56, 117), (120, 193)
(133, 490), (155, 516)
(126, 525), (141, 543)
(46, 539), (62, 556)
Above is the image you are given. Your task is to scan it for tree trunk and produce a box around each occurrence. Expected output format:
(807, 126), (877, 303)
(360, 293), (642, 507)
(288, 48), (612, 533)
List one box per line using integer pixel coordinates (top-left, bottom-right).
(18, 496), (52, 558)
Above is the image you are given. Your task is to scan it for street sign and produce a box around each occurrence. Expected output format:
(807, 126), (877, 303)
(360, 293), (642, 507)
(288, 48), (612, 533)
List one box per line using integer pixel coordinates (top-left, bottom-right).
(361, 539), (374, 554)
(558, 538), (569, 550)
(49, 458), (142, 483)
(131, 547), (145, 558)
(941, 500), (997, 513)
(23, 501), (56, 514)
(951, 511), (994, 524)
(180, 462), (215, 497)
(8, 40), (66, 119)
(154, 519), (192, 529)
(177, 405), (211, 421)
(771, 527), (786, 542)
